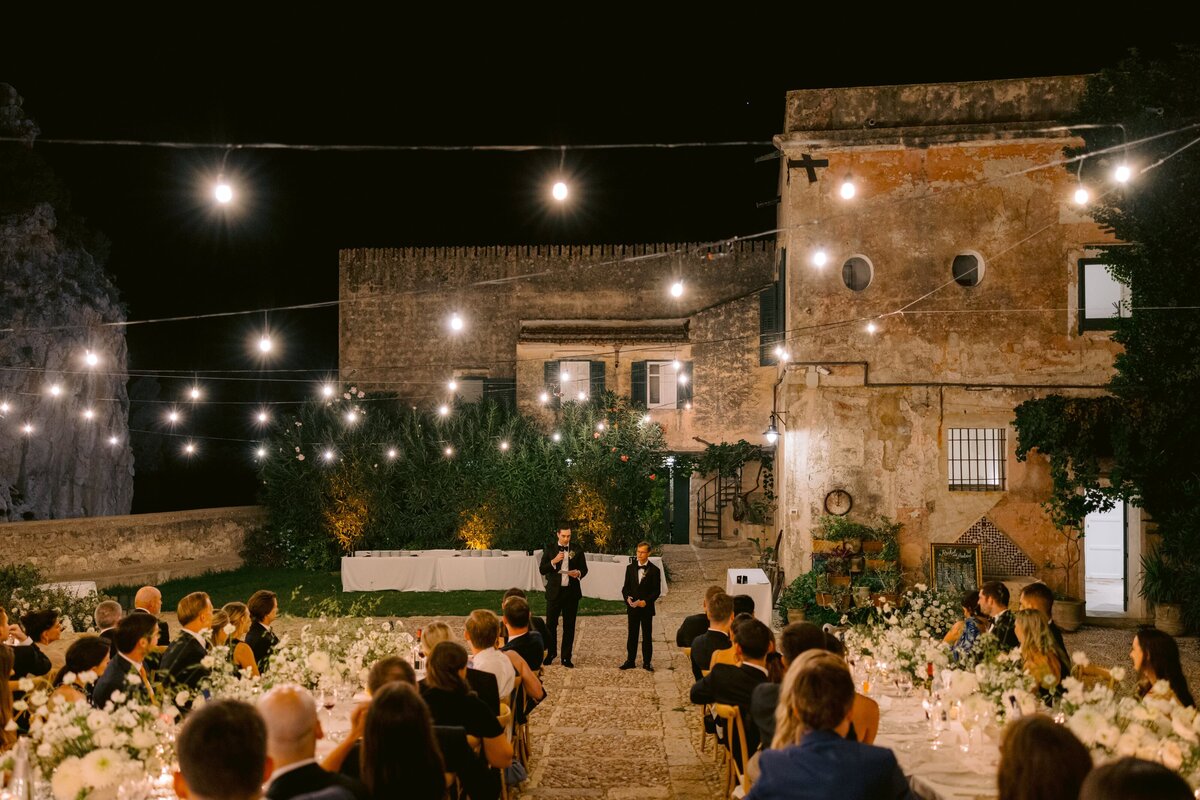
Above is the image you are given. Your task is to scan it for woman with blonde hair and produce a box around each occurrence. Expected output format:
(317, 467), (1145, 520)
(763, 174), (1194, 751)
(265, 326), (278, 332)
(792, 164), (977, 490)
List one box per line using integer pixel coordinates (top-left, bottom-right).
(1015, 609), (1069, 697)
(749, 651), (908, 799)
(420, 621), (453, 659)
(212, 602), (259, 677)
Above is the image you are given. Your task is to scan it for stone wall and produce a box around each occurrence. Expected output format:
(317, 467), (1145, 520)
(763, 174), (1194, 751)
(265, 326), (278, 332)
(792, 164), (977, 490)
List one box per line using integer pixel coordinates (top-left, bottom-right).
(774, 76), (1123, 598)
(0, 506), (264, 587)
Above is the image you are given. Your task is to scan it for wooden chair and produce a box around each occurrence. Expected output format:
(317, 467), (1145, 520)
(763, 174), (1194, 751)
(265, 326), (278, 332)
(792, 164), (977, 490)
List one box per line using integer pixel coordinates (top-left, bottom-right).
(1072, 663), (1116, 691)
(711, 703), (751, 799)
(512, 681), (532, 768)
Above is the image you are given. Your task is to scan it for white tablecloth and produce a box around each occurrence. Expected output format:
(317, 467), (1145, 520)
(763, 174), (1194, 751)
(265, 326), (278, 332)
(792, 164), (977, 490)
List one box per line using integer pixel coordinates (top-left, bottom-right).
(38, 580), (98, 597)
(341, 551), (667, 602)
(872, 693), (999, 800)
(726, 569), (772, 626)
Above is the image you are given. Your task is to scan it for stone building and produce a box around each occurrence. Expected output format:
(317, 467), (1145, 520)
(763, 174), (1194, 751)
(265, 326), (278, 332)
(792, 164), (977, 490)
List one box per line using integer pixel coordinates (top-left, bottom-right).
(772, 76), (1141, 618)
(339, 242), (779, 542)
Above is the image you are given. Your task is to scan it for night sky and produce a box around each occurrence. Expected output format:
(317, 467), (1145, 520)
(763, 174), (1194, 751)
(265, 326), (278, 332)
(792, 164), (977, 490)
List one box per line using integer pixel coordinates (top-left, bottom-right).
(0, 21), (1156, 511)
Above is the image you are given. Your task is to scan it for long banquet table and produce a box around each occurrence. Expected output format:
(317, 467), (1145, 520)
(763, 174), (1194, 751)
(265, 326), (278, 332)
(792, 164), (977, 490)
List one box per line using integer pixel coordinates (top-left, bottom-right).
(872, 692), (999, 800)
(340, 550), (667, 602)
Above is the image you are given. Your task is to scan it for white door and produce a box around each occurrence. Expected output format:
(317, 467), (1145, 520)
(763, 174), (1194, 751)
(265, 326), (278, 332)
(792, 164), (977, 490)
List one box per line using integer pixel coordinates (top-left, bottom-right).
(1084, 501), (1125, 614)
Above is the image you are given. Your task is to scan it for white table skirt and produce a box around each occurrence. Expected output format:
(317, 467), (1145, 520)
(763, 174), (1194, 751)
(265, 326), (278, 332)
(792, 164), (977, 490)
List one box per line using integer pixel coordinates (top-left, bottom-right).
(726, 568), (773, 626)
(341, 551), (667, 602)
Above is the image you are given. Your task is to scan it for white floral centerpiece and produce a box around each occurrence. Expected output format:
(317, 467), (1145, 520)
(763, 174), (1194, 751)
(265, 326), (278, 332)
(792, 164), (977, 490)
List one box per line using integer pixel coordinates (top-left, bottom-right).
(14, 675), (175, 800)
(939, 635), (1038, 719)
(262, 617), (416, 693)
(842, 584), (958, 685)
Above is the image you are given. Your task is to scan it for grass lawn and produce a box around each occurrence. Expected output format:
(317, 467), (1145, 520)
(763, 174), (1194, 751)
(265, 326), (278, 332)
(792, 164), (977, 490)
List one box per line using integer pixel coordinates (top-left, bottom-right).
(108, 566), (627, 618)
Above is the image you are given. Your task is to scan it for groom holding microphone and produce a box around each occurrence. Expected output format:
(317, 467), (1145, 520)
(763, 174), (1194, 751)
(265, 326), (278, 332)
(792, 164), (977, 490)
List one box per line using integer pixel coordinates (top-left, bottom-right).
(540, 523), (588, 668)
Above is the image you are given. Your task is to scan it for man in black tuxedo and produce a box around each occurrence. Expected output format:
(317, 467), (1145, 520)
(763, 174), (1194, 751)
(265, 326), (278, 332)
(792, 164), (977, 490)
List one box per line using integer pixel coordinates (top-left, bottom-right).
(93, 613), (159, 709)
(675, 586), (726, 647)
(133, 586), (171, 648)
(246, 589), (281, 672)
(690, 618), (774, 765)
(1019, 582), (1067, 655)
(500, 595), (544, 671)
(619, 541), (662, 672)
(158, 591), (214, 707)
(259, 685), (368, 800)
(689, 591), (735, 681)
(980, 581), (1019, 651)
(538, 525), (587, 668)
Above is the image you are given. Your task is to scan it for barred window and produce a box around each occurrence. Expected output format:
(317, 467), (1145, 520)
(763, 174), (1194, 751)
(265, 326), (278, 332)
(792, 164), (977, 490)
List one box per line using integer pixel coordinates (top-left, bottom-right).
(948, 428), (1006, 491)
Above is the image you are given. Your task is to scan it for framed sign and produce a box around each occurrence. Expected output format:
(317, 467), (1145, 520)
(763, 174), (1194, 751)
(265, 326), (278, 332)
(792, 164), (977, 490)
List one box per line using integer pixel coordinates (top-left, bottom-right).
(930, 543), (983, 594)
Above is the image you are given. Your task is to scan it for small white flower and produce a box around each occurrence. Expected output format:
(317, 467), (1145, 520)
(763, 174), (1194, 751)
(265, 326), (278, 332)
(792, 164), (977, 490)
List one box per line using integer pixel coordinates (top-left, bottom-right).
(1071, 651), (1090, 666)
(175, 690), (191, 706)
(51, 757), (85, 800)
(3, 719), (15, 732)
(224, 623), (236, 635)
(12, 700), (27, 712)
(17, 677), (33, 692)
(36, 742), (52, 758)
(1160, 739), (1184, 771)
(298, 454), (305, 461)
(125, 672), (142, 685)
(61, 671), (77, 686)
(1110, 667), (1127, 682)
(201, 655), (215, 669)
(343, 392), (352, 399)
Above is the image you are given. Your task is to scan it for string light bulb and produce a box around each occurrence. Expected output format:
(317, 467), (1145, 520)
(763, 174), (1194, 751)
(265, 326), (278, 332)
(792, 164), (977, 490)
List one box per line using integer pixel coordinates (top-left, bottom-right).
(671, 359), (681, 371)
(811, 249), (828, 268)
(499, 440), (510, 451)
(323, 449), (335, 462)
(1073, 186), (1090, 205)
(82, 408), (95, 420)
(255, 447), (266, 459)
(444, 446), (454, 457)
(321, 384), (335, 398)
(84, 351), (99, 367)
(866, 321), (879, 334)
(0, 401), (9, 414)
(167, 410), (181, 424)
(258, 336), (273, 353)
(184, 442), (197, 455)
(108, 435), (119, 446)
(256, 411), (269, 424)
(839, 178), (857, 200)
(449, 313), (465, 332)
(214, 177), (233, 204)
(678, 373), (689, 385)
(447, 380), (457, 392)
(1114, 164), (1132, 184)
(577, 391), (587, 401)
(560, 370), (571, 383)
(189, 386), (202, 400)
(386, 448), (397, 460)
(22, 423), (34, 435)
(551, 432), (562, 442)
(551, 181), (569, 202)
(642, 414), (652, 424)
(596, 421), (606, 431)
(539, 391), (549, 404)
(438, 404), (450, 417)
(49, 384), (62, 398)
(345, 409), (359, 424)
(670, 280), (684, 298)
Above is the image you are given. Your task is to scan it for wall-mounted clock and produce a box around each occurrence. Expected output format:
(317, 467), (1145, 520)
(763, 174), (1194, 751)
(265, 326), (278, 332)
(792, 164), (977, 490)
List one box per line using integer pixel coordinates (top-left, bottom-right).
(824, 489), (853, 516)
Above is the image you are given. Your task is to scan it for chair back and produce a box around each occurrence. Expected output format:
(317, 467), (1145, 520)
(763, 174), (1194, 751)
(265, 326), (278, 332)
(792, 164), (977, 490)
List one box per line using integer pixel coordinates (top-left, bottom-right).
(712, 703), (751, 796)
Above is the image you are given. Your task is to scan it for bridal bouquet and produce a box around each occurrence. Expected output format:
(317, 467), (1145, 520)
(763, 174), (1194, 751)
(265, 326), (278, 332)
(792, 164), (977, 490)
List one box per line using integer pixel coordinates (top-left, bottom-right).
(15, 677), (175, 800)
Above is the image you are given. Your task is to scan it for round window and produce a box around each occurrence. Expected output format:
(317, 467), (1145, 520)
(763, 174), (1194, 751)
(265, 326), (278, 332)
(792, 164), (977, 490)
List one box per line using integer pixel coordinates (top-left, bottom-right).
(841, 255), (873, 292)
(952, 252), (985, 287)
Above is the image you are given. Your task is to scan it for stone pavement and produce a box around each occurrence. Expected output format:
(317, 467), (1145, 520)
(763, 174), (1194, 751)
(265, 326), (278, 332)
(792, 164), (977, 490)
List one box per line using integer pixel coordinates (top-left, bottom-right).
(518, 543), (757, 800)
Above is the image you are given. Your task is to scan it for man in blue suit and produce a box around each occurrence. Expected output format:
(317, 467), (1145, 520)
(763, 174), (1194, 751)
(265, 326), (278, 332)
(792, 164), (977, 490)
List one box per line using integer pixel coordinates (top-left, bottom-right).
(93, 613), (160, 709)
(748, 651), (912, 800)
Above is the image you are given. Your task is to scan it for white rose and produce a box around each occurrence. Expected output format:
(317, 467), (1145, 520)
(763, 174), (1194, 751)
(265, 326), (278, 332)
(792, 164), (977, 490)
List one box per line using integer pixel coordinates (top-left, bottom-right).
(78, 670), (98, 685)
(175, 690), (191, 707)
(60, 671), (77, 686)
(51, 757), (86, 800)
(1160, 739), (1185, 772)
(223, 623), (236, 635)
(12, 700), (27, 712)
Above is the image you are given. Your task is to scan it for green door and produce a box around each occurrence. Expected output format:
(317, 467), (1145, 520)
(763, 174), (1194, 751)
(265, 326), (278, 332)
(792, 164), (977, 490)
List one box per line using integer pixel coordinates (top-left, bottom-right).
(670, 468), (691, 544)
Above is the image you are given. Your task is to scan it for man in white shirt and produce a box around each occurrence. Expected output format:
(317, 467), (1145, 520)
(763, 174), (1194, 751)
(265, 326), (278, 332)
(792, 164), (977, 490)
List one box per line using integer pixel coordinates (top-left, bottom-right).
(465, 609), (516, 699)
(257, 685), (367, 800)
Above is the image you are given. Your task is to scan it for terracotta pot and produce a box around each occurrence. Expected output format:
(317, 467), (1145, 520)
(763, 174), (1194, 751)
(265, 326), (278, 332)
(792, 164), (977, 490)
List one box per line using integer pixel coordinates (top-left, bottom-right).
(786, 608), (807, 623)
(815, 592), (835, 606)
(829, 575), (852, 588)
(1156, 603), (1186, 636)
(849, 555), (866, 573)
(1052, 599), (1086, 633)
(862, 541), (885, 554)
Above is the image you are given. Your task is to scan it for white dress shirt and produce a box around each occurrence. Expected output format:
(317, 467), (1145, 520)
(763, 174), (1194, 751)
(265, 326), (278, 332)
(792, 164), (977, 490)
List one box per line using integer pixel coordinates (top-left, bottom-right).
(471, 646), (516, 699)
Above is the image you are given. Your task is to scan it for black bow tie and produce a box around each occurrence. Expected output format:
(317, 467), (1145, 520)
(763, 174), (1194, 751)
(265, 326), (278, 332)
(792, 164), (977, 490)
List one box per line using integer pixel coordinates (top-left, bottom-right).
(638, 564), (647, 569)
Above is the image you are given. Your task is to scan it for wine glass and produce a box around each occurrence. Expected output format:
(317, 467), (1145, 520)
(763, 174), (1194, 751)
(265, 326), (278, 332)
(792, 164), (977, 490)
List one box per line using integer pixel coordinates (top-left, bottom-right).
(895, 672), (913, 698)
(960, 706), (980, 754)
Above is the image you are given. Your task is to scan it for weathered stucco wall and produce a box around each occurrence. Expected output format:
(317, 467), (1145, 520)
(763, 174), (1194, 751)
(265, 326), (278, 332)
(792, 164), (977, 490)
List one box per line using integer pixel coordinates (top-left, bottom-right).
(0, 506), (263, 587)
(774, 76), (1122, 594)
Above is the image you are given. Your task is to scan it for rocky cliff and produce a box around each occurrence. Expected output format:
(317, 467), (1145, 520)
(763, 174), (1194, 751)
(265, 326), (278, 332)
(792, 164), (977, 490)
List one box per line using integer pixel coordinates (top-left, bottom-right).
(0, 84), (134, 520)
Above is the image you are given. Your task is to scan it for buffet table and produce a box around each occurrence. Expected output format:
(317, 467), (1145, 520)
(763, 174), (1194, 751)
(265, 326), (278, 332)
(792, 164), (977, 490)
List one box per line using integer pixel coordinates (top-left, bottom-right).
(341, 550), (666, 602)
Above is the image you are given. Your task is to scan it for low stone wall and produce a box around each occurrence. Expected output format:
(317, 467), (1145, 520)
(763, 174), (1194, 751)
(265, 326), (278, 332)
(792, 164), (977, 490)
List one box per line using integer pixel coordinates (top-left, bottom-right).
(0, 506), (264, 587)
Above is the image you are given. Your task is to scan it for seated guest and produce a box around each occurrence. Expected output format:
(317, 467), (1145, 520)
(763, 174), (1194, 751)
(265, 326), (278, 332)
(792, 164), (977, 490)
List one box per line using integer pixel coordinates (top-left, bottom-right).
(732, 594), (756, 619)
(52, 635), (110, 705)
(748, 651), (910, 800)
(1019, 582), (1066, 655)
(690, 618), (774, 764)
(10, 609), (60, 679)
(1015, 609), (1069, 697)
(711, 612), (757, 671)
(258, 684), (367, 800)
(421, 641), (513, 771)
(751, 622), (827, 750)
(502, 587), (550, 649)
(690, 591), (735, 681)
(979, 580), (1018, 651)
(501, 596), (544, 671)
(998, 715), (1092, 800)
(322, 656), (417, 779)
(1132, 628), (1195, 707)
(946, 589), (991, 661)
(823, 634), (880, 744)
(360, 682), (446, 800)
(1080, 757), (1193, 800)
(173, 699), (273, 800)
(159, 591), (214, 703)
(421, 621), (500, 715)
(93, 613), (159, 709)
(676, 585), (724, 648)
(1, 645), (16, 752)
(214, 602), (260, 677)
(133, 585), (171, 648)
(465, 610), (516, 700)
(246, 590), (280, 672)
(94, 599), (122, 655)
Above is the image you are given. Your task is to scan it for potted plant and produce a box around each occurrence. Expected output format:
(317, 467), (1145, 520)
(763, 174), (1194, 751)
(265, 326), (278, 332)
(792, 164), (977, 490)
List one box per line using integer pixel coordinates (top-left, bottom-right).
(826, 545), (853, 587)
(1046, 524), (1087, 632)
(778, 571), (817, 623)
(872, 567), (903, 607)
(1141, 548), (1185, 635)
